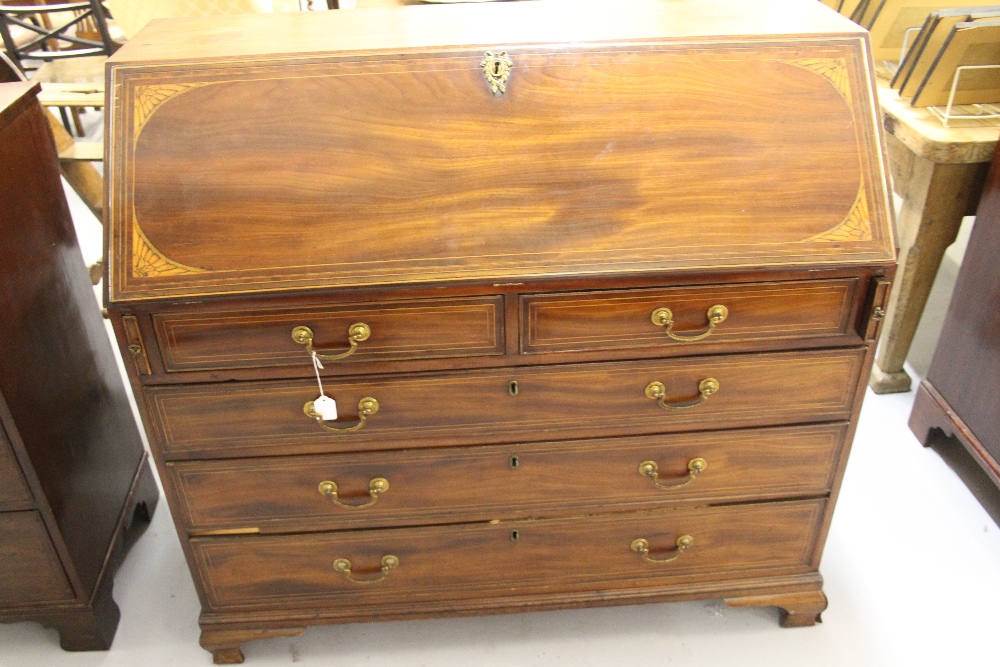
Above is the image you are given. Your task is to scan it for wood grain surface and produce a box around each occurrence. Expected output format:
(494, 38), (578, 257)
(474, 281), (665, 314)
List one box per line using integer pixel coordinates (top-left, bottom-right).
(191, 499), (824, 610)
(521, 278), (861, 354)
(146, 349), (864, 459)
(107, 12), (893, 302)
(99, 3), (896, 658)
(107, 0), (862, 62)
(169, 423), (846, 534)
(154, 295), (503, 372)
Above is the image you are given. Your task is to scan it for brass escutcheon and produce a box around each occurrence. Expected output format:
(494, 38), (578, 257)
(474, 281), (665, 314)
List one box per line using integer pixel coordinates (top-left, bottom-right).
(645, 378), (719, 410)
(651, 304), (728, 342)
(639, 457), (708, 489)
(333, 555), (398, 585)
(292, 323), (370, 362)
(481, 51), (513, 94)
(304, 397), (379, 433)
(318, 477), (389, 509)
(631, 535), (694, 564)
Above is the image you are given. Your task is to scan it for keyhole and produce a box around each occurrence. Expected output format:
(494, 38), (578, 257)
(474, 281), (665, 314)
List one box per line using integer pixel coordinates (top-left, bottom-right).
(509, 455), (519, 469)
(492, 61), (502, 76)
(511, 530), (520, 542)
(508, 380), (519, 396)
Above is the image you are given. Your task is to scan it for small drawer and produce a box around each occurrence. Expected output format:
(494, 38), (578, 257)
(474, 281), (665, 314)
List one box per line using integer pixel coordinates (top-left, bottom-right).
(169, 423), (846, 534)
(152, 296), (504, 372)
(0, 512), (74, 605)
(0, 424), (31, 506)
(521, 279), (861, 355)
(190, 499), (824, 611)
(146, 348), (864, 459)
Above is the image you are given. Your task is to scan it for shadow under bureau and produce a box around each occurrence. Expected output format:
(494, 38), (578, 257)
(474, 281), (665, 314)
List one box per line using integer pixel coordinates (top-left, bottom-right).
(103, 1), (897, 662)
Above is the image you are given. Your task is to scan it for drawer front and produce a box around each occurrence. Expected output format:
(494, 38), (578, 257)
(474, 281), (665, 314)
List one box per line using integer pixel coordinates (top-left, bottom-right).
(191, 499), (824, 610)
(153, 296), (504, 372)
(147, 349), (864, 459)
(0, 512), (74, 605)
(0, 424), (31, 506)
(521, 279), (861, 355)
(169, 423), (846, 533)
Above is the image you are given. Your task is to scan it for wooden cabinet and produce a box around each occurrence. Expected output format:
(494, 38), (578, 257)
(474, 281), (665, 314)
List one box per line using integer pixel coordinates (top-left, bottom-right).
(104, 1), (896, 662)
(909, 146), (1000, 490)
(0, 82), (158, 651)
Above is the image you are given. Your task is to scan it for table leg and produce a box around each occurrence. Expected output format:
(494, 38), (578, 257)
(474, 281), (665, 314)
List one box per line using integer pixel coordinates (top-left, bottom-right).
(870, 143), (982, 394)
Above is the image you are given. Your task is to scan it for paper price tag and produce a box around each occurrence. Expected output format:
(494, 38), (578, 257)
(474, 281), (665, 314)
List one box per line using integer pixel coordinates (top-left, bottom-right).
(312, 395), (338, 421)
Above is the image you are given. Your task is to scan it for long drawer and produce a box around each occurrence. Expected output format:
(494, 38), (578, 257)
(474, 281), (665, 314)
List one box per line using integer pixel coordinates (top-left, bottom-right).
(190, 499), (824, 611)
(146, 348), (865, 459)
(169, 423), (846, 534)
(152, 295), (505, 373)
(521, 278), (862, 355)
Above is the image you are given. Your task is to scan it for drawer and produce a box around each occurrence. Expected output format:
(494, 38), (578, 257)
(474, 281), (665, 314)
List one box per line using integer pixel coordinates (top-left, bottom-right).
(521, 279), (862, 355)
(191, 499), (824, 611)
(0, 424), (31, 506)
(0, 512), (74, 605)
(147, 348), (864, 459)
(169, 423), (847, 533)
(152, 296), (504, 372)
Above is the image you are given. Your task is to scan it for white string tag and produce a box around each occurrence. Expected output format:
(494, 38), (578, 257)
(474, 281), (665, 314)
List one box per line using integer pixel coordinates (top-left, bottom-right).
(311, 352), (337, 420)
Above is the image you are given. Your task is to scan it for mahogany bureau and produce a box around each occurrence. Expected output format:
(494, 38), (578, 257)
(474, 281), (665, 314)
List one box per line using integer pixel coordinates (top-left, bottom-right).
(0, 82), (158, 651)
(104, 1), (897, 662)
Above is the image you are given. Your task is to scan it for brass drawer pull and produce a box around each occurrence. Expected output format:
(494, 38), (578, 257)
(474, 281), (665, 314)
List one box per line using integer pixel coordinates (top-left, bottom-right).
(639, 458), (707, 489)
(333, 555), (398, 585)
(292, 323), (371, 362)
(304, 397), (379, 433)
(631, 535), (694, 564)
(645, 378), (719, 410)
(651, 305), (728, 342)
(318, 478), (389, 509)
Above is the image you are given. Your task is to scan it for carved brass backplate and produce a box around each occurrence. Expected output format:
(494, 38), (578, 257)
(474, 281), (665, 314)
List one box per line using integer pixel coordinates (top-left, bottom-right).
(481, 51), (513, 94)
(318, 478), (389, 509)
(639, 458), (708, 489)
(645, 378), (719, 410)
(651, 305), (728, 342)
(333, 555), (398, 585)
(304, 397), (379, 433)
(631, 535), (694, 564)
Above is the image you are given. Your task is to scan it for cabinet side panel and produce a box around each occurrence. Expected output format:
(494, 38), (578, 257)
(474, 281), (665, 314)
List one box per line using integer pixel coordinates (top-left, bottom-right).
(0, 96), (147, 593)
(926, 150), (1000, 459)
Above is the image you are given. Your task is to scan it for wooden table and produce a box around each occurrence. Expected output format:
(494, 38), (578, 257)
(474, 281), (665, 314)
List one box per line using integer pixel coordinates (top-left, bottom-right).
(869, 77), (999, 394)
(909, 144), (1000, 492)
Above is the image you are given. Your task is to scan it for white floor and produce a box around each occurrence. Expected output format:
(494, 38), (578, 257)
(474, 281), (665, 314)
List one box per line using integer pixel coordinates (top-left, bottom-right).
(2, 107), (999, 666)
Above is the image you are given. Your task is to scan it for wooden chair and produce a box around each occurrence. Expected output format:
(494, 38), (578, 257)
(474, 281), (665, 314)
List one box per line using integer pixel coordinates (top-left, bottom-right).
(0, 1), (117, 135)
(0, 1), (116, 69)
